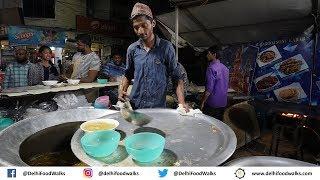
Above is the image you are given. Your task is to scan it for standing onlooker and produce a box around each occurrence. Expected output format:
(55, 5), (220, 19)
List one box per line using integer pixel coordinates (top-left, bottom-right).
(3, 48), (31, 88)
(200, 45), (229, 120)
(101, 52), (126, 104)
(68, 34), (101, 83)
(102, 52), (125, 82)
(28, 46), (59, 85)
(63, 34), (101, 102)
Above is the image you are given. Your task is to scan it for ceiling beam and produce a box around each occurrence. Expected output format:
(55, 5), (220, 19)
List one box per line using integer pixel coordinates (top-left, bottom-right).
(170, 0), (227, 9)
(182, 9), (222, 45)
(178, 16), (313, 35)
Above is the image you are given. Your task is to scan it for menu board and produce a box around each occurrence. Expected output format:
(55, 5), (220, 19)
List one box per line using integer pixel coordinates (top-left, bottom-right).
(221, 45), (257, 95)
(250, 27), (313, 105)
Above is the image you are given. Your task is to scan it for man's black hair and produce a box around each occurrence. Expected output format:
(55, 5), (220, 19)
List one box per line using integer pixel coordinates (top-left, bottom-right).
(206, 45), (221, 59)
(75, 34), (92, 46)
(38, 45), (52, 53)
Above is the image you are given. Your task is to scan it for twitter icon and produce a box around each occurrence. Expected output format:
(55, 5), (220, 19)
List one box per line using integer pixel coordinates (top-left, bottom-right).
(158, 169), (168, 178)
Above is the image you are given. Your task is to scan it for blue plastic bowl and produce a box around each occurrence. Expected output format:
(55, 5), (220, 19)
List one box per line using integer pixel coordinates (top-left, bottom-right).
(97, 79), (107, 84)
(81, 130), (120, 157)
(0, 118), (14, 131)
(124, 132), (165, 162)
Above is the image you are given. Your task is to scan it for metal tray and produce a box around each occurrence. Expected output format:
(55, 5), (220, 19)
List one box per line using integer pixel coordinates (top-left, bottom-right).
(71, 108), (236, 166)
(0, 109), (118, 166)
(225, 156), (317, 166)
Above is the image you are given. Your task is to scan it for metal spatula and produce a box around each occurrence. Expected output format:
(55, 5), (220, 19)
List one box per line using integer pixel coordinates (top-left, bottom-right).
(119, 100), (151, 126)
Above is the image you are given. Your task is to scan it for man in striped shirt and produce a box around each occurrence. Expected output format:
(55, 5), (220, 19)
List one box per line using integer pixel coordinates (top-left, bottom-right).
(70, 34), (101, 83)
(3, 48), (31, 89)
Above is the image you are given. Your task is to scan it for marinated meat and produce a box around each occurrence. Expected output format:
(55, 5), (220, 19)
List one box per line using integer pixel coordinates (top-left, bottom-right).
(256, 76), (278, 90)
(260, 51), (276, 63)
(279, 58), (303, 75)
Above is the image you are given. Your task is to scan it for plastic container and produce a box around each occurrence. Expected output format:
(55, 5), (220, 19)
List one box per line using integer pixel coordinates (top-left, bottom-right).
(97, 79), (108, 84)
(0, 118), (14, 131)
(124, 132), (165, 162)
(80, 119), (119, 133)
(42, 80), (58, 86)
(81, 130), (120, 157)
(67, 79), (80, 85)
(94, 96), (110, 109)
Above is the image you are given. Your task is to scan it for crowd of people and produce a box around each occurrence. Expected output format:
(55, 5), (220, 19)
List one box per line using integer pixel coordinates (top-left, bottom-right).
(1, 2), (230, 120)
(3, 34), (102, 89)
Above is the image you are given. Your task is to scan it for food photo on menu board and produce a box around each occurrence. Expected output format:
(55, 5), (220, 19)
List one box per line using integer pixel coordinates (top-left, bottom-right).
(254, 72), (280, 92)
(250, 29), (313, 105)
(274, 54), (309, 78)
(273, 82), (307, 103)
(256, 45), (282, 67)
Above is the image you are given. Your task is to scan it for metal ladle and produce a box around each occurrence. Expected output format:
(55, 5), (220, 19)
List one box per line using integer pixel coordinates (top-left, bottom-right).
(115, 100), (152, 127)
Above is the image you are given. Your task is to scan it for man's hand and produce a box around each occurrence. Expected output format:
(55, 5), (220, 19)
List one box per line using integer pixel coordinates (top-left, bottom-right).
(200, 91), (211, 111)
(118, 77), (131, 102)
(59, 75), (68, 82)
(181, 102), (190, 113)
(118, 90), (129, 102)
(200, 102), (205, 111)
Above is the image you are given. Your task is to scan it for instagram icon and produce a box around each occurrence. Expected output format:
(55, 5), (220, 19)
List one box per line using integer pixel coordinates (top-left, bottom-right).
(83, 168), (93, 178)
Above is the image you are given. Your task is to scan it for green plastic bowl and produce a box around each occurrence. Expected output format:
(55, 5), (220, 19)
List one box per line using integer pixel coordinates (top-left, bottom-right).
(124, 132), (165, 162)
(0, 118), (14, 131)
(81, 130), (120, 157)
(97, 79), (108, 84)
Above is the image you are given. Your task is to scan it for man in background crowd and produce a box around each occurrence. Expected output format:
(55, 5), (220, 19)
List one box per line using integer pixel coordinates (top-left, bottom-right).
(200, 45), (229, 120)
(101, 52), (126, 104)
(65, 34), (101, 102)
(68, 34), (101, 83)
(3, 47), (31, 89)
(102, 52), (126, 82)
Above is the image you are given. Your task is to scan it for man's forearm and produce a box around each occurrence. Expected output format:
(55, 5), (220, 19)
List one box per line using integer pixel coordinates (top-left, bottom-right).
(201, 91), (211, 105)
(65, 64), (73, 78)
(121, 77), (130, 92)
(176, 80), (186, 104)
(80, 77), (94, 83)
(80, 70), (99, 83)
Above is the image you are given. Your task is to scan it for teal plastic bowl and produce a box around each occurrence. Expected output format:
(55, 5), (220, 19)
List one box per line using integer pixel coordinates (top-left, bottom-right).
(0, 118), (14, 131)
(124, 132), (165, 162)
(97, 79), (107, 84)
(81, 130), (120, 157)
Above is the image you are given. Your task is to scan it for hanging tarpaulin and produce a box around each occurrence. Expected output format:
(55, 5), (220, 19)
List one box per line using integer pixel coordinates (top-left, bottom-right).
(8, 26), (66, 47)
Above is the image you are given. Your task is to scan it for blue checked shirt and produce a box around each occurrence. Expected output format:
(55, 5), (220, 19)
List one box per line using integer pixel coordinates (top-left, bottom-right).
(102, 61), (126, 77)
(3, 61), (31, 89)
(125, 35), (183, 108)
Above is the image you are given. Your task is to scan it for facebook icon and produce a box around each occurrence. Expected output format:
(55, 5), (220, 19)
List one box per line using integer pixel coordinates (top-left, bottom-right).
(7, 169), (16, 178)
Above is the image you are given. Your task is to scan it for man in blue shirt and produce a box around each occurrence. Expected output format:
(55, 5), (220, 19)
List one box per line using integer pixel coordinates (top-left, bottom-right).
(102, 52), (126, 81)
(119, 2), (188, 110)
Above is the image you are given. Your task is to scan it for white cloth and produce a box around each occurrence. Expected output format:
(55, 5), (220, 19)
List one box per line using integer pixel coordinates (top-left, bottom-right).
(177, 104), (202, 116)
